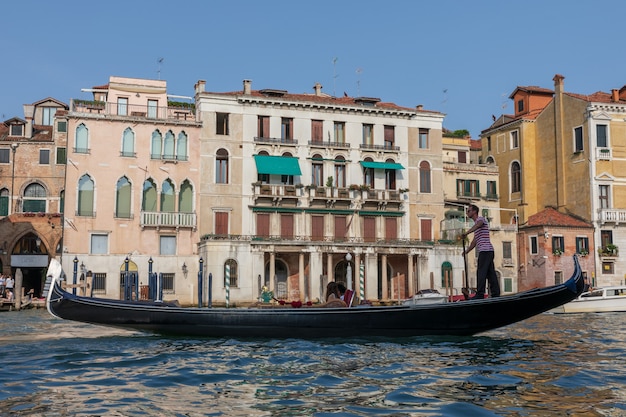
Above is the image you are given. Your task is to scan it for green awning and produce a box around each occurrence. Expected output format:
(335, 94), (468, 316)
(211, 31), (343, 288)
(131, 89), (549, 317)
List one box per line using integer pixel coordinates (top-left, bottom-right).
(360, 161), (405, 170)
(254, 155), (302, 176)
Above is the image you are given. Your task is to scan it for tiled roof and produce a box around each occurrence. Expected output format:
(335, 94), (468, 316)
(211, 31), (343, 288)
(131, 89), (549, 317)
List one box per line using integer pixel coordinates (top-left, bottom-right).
(509, 85), (554, 98)
(525, 207), (592, 228)
(204, 89), (441, 115)
(469, 139), (482, 150)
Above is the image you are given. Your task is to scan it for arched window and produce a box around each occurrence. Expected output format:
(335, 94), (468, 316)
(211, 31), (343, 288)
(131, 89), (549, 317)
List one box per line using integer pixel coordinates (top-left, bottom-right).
(419, 161), (431, 193)
(122, 128), (135, 157)
(511, 161), (521, 193)
(179, 180), (193, 213)
(177, 131), (188, 161)
(441, 261), (453, 288)
(0, 188), (8, 216)
(384, 158), (396, 190)
(23, 183), (47, 213)
(224, 259), (238, 288)
(151, 130), (162, 159)
(163, 130), (175, 159)
(76, 124), (88, 153)
(77, 174), (94, 216)
(142, 179), (157, 211)
(334, 155), (346, 188)
(311, 154), (324, 186)
(486, 155), (495, 164)
(363, 157), (374, 188)
(161, 179), (175, 212)
(115, 176), (132, 218)
(216, 149), (229, 184)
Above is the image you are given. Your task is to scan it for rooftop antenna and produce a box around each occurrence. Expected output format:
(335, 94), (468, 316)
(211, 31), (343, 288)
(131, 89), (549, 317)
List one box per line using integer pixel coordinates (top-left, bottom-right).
(157, 57), (164, 80)
(332, 57), (339, 97)
(356, 68), (363, 97)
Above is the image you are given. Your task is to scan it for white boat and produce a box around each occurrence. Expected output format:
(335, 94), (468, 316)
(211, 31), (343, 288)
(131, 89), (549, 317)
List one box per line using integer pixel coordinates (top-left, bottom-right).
(551, 286), (626, 314)
(402, 289), (448, 305)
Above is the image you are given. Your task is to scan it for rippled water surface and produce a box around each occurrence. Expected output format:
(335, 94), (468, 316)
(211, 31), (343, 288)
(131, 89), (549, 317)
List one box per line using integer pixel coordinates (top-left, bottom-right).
(1, 308), (625, 416)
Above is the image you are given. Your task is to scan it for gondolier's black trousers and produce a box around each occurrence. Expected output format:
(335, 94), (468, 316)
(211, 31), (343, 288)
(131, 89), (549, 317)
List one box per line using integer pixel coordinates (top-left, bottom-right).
(476, 251), (501, 298)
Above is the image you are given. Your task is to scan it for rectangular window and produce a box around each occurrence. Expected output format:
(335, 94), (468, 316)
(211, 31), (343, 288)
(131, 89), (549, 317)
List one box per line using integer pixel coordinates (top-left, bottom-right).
(385, 217), (397, 240)
(419, 128), (429, 149)
(597, 124), (607, 148)
(162, 273), (175, 292)
(258, 116), (270, 138)
(39, 149), (50, 165)
(529, 235), (538, 255)
(384, 125), (395, 149)
(281, 118), (293, 140)
(334, 216), (347, 241)
(117, 97), (128, 116)
(574, 126), (583, 152)
(216, 113), (229, 135)
(42, 107), (55, 126)
(602, 262), (614, 274)
(311, 120), (323, 143)
(312, 160), (323, 186)
(458, 151), (467, 163)
(600, 230), (613, 247)
(92, 273), (107, 294)
(159, 236), (176, 255)
(256, 213), (270, 237)
(57, 121), (67, 133)
(456, 179), (480, 198)
(215, 212), (229, 235)
(56, 147), (67, 164)
(0, 149), (9, 164)
(576, 236), (589, 254)
(552, 236), (564, 254)
(510, 130), (519, 149)
(363, 217), (376, 242)
(554, 271), (563, 285)
(10, 124), (23, 136)
(502, 242), (512, 259)
(311, 215), (324, 241)
(90, 234), (108, 254)
(486, 181), (497, 199)
(363, 124), (374, 145)
(504, 277), (513, 293)
(281, 214), (294, 238)
(599, 184), (610, 209)
(334, 122), (345, 144)
(487, 136), (491, 152)
(517, 99), (524, 113)
(420, 218), (432, 241)
(147, 100), (158, 118)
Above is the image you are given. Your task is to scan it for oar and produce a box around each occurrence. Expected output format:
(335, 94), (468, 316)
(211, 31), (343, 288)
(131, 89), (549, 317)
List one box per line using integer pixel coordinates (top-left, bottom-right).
(462, 235), (470, 300)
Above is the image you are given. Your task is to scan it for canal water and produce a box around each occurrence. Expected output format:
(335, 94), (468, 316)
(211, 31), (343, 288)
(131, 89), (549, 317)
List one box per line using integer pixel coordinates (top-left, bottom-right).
(0, 308), (625, 416)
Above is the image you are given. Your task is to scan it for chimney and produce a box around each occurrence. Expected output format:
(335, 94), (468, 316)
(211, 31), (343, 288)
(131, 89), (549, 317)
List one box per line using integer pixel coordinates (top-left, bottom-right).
(195, 80), (206, 94)
(612, 89), (620, 102)
(243, 79), (252, 95)
(416, 104), (423, 111)
(553, 74), (564, 95)
(313, 82), (323, 96)
(23, 104), (34, 138)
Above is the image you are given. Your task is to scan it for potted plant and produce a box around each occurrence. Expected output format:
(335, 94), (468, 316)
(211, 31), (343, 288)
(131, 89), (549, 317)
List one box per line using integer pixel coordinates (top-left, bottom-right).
(552, 248), (563, 256)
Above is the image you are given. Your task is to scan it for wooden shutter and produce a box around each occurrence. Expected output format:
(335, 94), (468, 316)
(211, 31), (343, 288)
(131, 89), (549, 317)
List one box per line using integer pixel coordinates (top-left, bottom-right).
(311, 120), (323, 142)
(215, 212), (229, 235)
(334, 216), (347, 241)
(363, 217), (376, 242)
(420, 218), (432, 241)
(312, 215), (324, 241)
(256, 213), (270, 237)
(385, 217), (397, 240)
(281, 214), (294, 238)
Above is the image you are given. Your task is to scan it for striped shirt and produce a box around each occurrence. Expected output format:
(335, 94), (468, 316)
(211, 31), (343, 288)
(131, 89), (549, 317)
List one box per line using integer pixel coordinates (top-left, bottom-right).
(474, 216), (494, 252)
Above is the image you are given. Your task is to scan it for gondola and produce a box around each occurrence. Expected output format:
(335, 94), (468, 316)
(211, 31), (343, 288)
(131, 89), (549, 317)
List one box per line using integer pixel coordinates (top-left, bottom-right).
(46, 256), (584, 338)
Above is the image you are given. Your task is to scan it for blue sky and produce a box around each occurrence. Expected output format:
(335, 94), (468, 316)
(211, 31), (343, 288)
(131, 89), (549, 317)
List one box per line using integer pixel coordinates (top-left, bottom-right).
(2, 0), (626, 138)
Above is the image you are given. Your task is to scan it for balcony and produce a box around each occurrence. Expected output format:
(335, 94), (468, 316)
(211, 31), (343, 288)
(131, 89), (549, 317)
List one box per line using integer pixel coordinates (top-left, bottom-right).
(597, 148), (612, 160)
(254, 136), (298, 146)
(71, 100), (195, 121)
(140, 211), (197, 229)
(599, 208), (626, 225)
(308, 140), (351, 149)
(359, 143), (400, 152)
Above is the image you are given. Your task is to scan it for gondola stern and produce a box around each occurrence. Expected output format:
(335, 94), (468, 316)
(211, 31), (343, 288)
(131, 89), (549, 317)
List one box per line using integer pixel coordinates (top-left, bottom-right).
(45, 258), (66, 319)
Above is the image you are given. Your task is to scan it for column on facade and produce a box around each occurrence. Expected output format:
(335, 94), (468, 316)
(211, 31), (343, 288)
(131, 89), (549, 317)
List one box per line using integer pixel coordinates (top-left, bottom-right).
(269, 252), (276, 292)
(381, 254), (388, 300)
(309, 251), (323, 302)
(365, 253), (378, 301)
(327, 253), (333, 282)
(407, 253), (414, 296)
(298, 252), (305, 301)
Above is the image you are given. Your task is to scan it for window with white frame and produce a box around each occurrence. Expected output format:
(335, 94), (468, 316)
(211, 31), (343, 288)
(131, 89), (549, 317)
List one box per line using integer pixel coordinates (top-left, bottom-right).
(42, 107), (55, 126)
(599, 184), (610, 209)
(159, 236), (176, 255)
(576, 236), (589, 255)
(91, 233), (109, 254)
(117, 97), (128, 116)
(596, 124), (608, 148)
(510, 130), (519, 149)
(529, 235), (538, 255)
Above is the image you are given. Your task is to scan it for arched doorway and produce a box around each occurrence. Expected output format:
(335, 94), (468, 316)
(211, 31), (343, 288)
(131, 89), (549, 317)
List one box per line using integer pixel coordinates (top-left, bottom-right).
(11, 233), (49, 298)
(119, 259), (139, 300)
(265, 259), (288, 299)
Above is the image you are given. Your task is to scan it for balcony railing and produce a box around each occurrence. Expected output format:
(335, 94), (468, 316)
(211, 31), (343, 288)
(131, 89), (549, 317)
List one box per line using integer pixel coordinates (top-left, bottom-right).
(597, 148), (612, 160)
(140, 211), (197, 228)
(254, 136), (297, 145)
(308, 140), (351, 149)
(599, 208), (626, 224)
(71, 100), (195, 121)
(359, 143), (400, 152)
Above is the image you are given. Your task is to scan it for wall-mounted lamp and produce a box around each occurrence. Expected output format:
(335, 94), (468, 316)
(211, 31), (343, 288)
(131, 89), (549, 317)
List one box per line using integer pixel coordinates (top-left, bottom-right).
(544, 232), (550, 240)
(182, 262), (188, 277)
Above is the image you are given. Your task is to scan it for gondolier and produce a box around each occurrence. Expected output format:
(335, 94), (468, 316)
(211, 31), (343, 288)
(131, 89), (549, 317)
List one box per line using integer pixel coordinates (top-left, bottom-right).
(462, 204), (501, 299)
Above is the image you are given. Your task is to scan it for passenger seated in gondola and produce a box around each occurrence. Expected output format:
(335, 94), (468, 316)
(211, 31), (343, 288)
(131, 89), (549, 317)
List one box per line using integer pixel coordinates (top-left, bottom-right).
(325, 282), (346, 307)
(337, 283), (355, 307)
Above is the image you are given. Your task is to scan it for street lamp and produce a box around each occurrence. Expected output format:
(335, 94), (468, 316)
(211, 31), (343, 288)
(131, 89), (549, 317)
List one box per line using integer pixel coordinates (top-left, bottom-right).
(10, 143), (19, 214)
(345, 253), (353, 291)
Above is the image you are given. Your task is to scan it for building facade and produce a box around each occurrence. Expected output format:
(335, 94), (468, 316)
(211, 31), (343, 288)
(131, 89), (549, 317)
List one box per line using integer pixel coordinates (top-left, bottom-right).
(60, 76), (202, 302)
